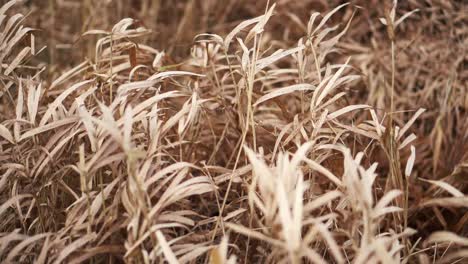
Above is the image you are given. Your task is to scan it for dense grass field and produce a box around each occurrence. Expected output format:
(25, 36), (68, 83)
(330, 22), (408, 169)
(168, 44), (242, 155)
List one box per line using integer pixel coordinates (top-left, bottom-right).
(0, 0), (466, 263)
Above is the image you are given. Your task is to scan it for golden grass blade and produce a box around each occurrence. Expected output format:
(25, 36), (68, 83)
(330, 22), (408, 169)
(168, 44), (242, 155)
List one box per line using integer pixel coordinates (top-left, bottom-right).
(397, 108), (426, 140)
(245, 3), (276, 43)
(224, 16), (263, 49)
(52, 233), (97, 264)
(4, 46), (30, 75)
(311, 3), (349, 35)
(420, 197), (468, 208)
(304, 158), (342, 186)
(425, 231), (468, 246)
(5, 233), (49, 263)
(225, 222), (284, 247)
(0, 194), (32, 218)
(0, 123), (14, 143)
(255, 45), (304, 72)
(35, 236), (50, 264)
(312, 220), (344, 264)
(156, 230), (179, 264)
(19, 117), (79, 141)
(313, 58), (350, 107)
(375, 190), (403, 210)
(419, 178), (465, 198)
(26, 82), (41, 124)
(49, 61), (90, 90)
(304, 191), (342, 212)
(39, 80), (93, 126)
(398, 133), (417, 150)
(0, 0), (17, 16)
(254, 84), (315, 107)
(326, 104), (371, 120)
(405, 145), (416, 177)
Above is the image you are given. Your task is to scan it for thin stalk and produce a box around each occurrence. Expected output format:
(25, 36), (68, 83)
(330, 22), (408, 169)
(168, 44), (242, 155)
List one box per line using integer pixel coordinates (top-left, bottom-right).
(109, 33), (114, 102)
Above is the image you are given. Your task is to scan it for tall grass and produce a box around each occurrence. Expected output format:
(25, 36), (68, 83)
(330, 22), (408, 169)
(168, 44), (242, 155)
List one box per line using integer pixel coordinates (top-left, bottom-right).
(0, 0), (466, 263)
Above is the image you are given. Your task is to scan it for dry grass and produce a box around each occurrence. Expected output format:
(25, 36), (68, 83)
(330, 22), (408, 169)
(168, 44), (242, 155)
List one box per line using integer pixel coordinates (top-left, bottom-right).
(0, 0), (466, 263)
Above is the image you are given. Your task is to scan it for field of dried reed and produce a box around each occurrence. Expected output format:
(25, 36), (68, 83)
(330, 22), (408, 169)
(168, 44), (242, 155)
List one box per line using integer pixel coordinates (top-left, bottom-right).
(0, 0), (466, 263)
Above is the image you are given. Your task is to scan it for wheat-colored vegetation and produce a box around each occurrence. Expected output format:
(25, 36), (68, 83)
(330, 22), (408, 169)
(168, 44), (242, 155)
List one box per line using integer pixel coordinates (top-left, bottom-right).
(0, 0), (466, 263)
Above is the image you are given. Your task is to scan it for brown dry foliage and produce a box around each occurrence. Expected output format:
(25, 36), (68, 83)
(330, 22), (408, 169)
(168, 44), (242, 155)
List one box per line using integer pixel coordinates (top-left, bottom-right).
(0, 0), (466, 263)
